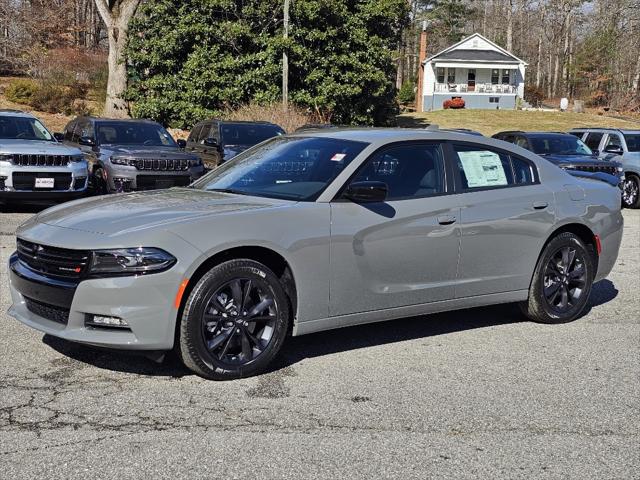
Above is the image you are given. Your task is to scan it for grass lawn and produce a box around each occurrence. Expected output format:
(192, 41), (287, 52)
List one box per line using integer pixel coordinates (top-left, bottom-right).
(397, 109), (640, 136)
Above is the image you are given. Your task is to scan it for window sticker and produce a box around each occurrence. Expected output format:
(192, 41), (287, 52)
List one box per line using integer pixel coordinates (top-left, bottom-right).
(330, 153), (347, 162)
(458, 150), (508, 188)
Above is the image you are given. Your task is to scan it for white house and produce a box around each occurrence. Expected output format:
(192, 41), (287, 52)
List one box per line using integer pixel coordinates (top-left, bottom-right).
(420, 33), (527, 112)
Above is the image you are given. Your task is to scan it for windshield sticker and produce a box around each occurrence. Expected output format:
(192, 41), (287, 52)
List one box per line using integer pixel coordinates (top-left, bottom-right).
(330, 153), (347, 162)
(458, 151), (508, 188)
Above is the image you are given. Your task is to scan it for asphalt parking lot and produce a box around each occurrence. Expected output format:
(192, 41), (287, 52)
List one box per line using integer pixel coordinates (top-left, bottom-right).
(0, 206), (638, 479)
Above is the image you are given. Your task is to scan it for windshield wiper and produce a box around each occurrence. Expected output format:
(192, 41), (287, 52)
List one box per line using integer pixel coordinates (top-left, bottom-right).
(206, 188), (247, 195)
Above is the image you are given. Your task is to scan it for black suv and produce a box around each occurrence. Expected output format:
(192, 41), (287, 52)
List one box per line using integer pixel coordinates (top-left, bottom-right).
(492, 131), (624, 188)
(60, 117), (204, 193)
(185, 120), (284, 168)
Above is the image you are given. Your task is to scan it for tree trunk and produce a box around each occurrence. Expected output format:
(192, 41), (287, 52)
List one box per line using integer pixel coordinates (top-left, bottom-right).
(506, 0), (513, 52)
(94, 0), (141, 118)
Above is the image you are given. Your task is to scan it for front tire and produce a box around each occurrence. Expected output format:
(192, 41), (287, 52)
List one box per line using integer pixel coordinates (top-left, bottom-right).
(520, 232), (595, 324)
(178, 259), (290, 380)
(622, 174), (640, 209)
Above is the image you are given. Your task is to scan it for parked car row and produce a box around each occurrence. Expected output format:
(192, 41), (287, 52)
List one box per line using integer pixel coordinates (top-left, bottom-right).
(1, 108), (636, 211)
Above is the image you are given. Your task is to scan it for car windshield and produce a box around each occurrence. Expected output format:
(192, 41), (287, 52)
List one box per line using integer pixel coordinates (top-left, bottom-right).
(220, 124), (285, 146)
(624, 134), (640, 152)
(96, 121), (176, 146)
(0, 116), (53, 141)
(530, 136), (593, 156)
(191, 136), (368, 201)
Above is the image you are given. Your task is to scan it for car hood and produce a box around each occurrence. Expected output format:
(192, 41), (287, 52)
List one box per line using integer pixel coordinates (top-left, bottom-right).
(0, 139), (81, 156)
(30, 188), (292, 236)
(102, 145), (197, 159)
(540, 154), (612, 167)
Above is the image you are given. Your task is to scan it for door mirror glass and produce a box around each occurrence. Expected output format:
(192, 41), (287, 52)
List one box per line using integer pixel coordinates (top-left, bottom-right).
(204, 137), (218, 148)
(603, 145), (623, 155)
(344, 181), (388, 203)
(176, 139), (187, 149)
(78, 136), (95, 146)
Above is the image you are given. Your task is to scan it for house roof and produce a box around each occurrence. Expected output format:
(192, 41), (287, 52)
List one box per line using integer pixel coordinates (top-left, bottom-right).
(425, 33), (527, 65)
(436, 49), (518, 63)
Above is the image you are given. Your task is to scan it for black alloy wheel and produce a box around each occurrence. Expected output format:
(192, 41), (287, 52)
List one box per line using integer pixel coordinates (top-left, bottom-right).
(622, 175), (640, 209)
(179, 259), (290, 380)
(542, 246), (587, 313)
(201, 278), (277, 366)
(520, 232), (594, 324)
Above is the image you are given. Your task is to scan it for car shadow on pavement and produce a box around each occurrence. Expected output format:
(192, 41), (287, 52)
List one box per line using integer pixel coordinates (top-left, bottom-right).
(41, 279), (618, 379)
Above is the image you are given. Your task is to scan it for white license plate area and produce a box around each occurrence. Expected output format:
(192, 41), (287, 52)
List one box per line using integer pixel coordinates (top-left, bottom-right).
(35, 178), (55, 188)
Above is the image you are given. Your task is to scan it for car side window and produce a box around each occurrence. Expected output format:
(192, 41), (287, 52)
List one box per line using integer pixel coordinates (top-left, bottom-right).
(453, 144), (514, 189)
(77, 120), (94, 140)
(197, 123), (213, 143)
(63, 120), (76, 141)
(71, 121), (84, 143)
(510, 155), (536, 184)
(515, 136), (530, 149)
(188, 124), (203, 143)
(604, 134), (622, 148)
(584, 132), (603, 150)
(351, 143), (446, 201)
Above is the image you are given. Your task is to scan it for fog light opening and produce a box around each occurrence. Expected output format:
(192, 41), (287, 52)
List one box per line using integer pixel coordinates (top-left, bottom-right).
(85, 314), (131, 330)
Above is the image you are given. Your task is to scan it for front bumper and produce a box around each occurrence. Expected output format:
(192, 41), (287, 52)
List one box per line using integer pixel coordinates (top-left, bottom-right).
(105, 164), (205, 192)
(0, 162), (88, 201)
(8, 253), (185, 350)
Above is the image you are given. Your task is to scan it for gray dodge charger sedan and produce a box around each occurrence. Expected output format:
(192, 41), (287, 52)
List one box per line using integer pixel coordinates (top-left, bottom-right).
(8, 129), (623, 379)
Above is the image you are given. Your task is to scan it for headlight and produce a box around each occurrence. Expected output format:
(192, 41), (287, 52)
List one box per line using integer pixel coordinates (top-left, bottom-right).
(617, 166), (624, 173)
(110, 156), (131, 166)
(0, 154), (13, 163)
(70, 154), (85, 162)
(89, 247), (176, 276)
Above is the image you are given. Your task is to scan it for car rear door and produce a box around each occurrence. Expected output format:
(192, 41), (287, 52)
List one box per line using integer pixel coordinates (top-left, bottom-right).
(329, 141), (461, 317)
(450, 142), (555, 298)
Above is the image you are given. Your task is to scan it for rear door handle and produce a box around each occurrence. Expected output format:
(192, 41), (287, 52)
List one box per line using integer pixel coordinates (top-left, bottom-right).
(437, 215), (457, 225)
(532, 201), (548, 210)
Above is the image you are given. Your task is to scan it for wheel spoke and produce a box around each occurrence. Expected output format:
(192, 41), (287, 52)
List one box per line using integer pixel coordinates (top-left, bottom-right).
(561, 247), (570, 271)
(246, 315), (274, 323)
(218, 329), (237, 359)
(569, 266), (585, 280)
(240, 330), (253, 360)
(244, 328), (263, 350)
(230, 280), (243, 308)
(544, 282), (561, 298)
(559, 285), (569, 309)
(248, 298), (274, 317)
(241, 279), (253, 312)
(207, 328), (232, 351)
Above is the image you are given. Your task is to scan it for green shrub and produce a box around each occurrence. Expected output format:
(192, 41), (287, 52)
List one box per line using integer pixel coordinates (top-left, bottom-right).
(5, 79), (39, 104)
(397, 81), (416, 104)
(30, 83), (75, 115)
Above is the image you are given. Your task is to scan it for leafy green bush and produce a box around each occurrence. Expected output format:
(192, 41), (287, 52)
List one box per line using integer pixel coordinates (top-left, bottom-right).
(397, 81), (416, 104)
(126, 0), (409, 128)
(4, 79), (39, 104)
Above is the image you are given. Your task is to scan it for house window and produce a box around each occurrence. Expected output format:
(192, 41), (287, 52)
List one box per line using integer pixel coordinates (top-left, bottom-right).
(436, 67), (445, 83)
(489, 97), (500, 103)
(447, 68), (456, 84)
(502, 69), (510, 84)
(491, 69), (499, 84)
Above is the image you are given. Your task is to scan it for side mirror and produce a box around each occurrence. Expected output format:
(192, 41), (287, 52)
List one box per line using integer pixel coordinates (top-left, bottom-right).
(53, 132), (64, 142)
(603, 145), (624, 156)
(204, 137), (219, 148)
(343, 181), (388, 203)
(78, 136), (95, 146)
(176, 139), (187, 149)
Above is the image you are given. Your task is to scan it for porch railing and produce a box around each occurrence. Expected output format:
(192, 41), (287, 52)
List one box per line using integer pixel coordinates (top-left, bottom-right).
(435, 83), (517, 94)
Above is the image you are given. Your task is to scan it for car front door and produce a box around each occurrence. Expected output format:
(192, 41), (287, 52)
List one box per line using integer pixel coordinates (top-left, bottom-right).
(450, 142), (555, 297)
(329, 142), (461, 317)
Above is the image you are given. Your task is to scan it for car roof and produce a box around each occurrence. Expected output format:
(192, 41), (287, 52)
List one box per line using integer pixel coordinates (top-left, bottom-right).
(78, 116), (161, 125)
(0, 109), (37, 119)
(495, 131), (575, 138)
(569, 127), (640, 134)
(199, 119), (282, 127)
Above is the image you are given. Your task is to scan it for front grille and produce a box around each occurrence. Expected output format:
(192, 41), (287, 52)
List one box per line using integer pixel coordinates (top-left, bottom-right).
(17, 239), (90, 280)
(12, 172), (72, 191)
(11, 154), (72, 167)
(567, 164), (618, 176)
(127, 158), (190, 171)
(24, 296), (69, 324)
(136, 175), (191, 191)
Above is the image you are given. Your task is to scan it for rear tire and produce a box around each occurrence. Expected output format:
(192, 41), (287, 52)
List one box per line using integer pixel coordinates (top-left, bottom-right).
(622, 174), (640, 209)
(520, 232), (594, 324)
(178, 259), (290, 380)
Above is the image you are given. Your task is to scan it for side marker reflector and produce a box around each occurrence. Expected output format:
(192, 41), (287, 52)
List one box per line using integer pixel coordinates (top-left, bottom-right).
(174, 279), (189, 309)
(594, 235), (602, 255)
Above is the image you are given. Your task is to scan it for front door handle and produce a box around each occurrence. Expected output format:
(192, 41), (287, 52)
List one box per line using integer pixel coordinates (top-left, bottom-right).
(532, 201), (548, 210)
(437, 215), (457, 225)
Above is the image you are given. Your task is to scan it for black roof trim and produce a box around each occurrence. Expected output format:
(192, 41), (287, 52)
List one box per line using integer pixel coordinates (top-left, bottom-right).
(435, 49), (519, 62)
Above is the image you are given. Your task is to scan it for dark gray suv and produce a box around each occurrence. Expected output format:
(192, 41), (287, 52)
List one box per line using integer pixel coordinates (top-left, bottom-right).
(61, 117), (204, 193)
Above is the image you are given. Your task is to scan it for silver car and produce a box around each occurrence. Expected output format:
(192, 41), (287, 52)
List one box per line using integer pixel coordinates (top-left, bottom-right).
(8, 129), (623, 379)
(0, 110), (88, 205)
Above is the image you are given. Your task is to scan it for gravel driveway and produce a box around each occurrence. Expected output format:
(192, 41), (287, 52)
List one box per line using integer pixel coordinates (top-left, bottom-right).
(1, 206), (638, 479)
